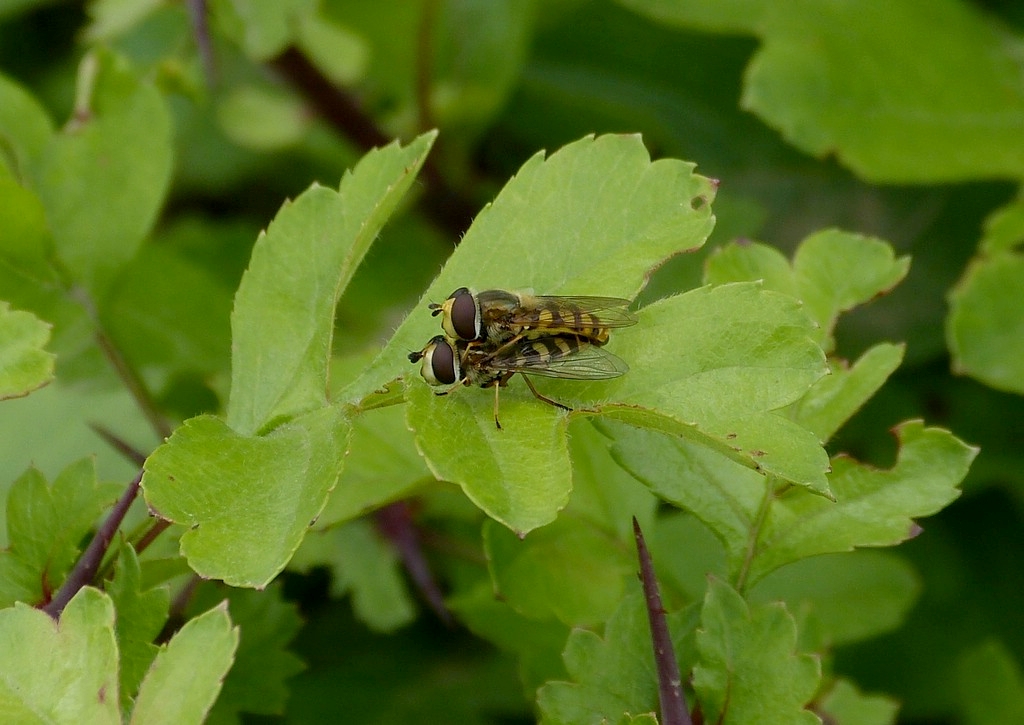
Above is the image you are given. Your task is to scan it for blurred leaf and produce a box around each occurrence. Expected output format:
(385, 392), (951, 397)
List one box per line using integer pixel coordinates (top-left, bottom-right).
(101, 241), (233, 381)
(948, 250), (1024, 395)
(536, 591), (691, 724)
(0, 71), (53, 177)
(286, 598), (527, 723)
(484, 517), (633, 627)
(615, 0), (764, 34)
(566, 418), (658, 540)
(0, 178), (101, 385)
(741, 2), (1024, 182)
(0, 458), (120, 606)
(227, 132), (435, 436)
(108, 545), (169, 708)
(130, 602), (238, 725)
(295, 9), (368, 86)
(693, 578), (820, 725)
(0, 178), (57, 283)
(449, 581), (570, 695)
(957, 639), (1024, 725)
(194, 585), (304, 723)
(749, 550), (919, 647)
(818, 679), (899, 725)
(141, 406), (351, 587)
(0, 301), (54, 400)
(978, 189), (1024, 255)
(216, 85), (310, 151)
(0, 587), (119, 724)
(211, 0), (316, 60)
(290, 519), (416, 632)
(84, 0), (164, 41)
(0, 382), (150, 503)
(316, 403), (429, 528)
(706, 230), (910, 351)
(32, 48), (172, 296)
(431, 0), (536, 137)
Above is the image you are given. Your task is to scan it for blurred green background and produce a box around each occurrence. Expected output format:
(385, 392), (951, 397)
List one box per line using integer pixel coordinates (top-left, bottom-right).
(2, 1), (1024, 722)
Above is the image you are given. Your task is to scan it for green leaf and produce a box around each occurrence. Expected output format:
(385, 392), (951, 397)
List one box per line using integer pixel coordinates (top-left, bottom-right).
(0, 587), (120, 724)
(739, 1), (1024, 182)
(196, 586), (304, 723)
(749, 550), (919, 647)
(957, 640), (1024, 725)
(32, 49), (172, 295)
(108, 545), (169, 708)
(787, 342), (905, 443)
(484, 517), (634, 627)
(611, 421), (973, 588)
(947, 250), (1024, 394)
(591, 284), (830, 491)
(536, 591), (691, 724)
(130, 602), (239, 725)
(0, 301), (54, 400)
(409, 280), (828, 533)
(706, 230), (910, 351)
(0, 458), (120, 606)
(693, 578), (820, 725)
(315, 403), (429, 529)
(227, 132), (435, 435)
(818, 679), (899, 725)
(406, 379), (572, 533)
(141, 406), (351, 587)
(290, 520), (416, 632)
(746, 422), (975, 585)
(344, 133), (717, 405)
(0, 71), (54, 178)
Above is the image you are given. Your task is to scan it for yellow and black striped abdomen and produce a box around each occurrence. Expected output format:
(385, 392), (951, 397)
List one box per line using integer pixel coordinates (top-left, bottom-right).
(518, 302), (611, 345)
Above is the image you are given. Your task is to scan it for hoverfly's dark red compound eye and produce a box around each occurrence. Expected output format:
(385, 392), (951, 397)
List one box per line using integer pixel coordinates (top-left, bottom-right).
(429, 336), (459, 385)
(448, 288), (482, 341)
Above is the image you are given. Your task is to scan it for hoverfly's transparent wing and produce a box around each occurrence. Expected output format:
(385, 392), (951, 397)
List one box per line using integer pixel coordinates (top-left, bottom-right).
(518, 296), (638, 329)
(485, 337), (629, 380)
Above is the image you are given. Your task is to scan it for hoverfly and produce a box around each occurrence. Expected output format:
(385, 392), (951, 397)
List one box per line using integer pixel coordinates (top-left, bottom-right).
(408, 332), (628, 429)
(428, 288), (637, 347)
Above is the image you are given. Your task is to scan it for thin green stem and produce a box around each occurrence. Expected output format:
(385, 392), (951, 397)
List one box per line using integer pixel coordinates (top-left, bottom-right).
(734, 476), (776, 594)
(94, 327), (171, 440)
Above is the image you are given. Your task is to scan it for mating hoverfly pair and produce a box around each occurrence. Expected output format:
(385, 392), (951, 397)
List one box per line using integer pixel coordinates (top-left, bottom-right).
(408, 287), (637, 428)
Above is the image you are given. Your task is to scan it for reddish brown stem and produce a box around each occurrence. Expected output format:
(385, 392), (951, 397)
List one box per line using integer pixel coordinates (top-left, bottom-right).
(634, 516), (691, 725)
(42, 472), (143, 619)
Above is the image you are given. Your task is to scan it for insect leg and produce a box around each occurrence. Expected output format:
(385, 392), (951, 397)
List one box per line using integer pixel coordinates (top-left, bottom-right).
(489, 371), (517, 430)
(521, 375), (572, 412)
